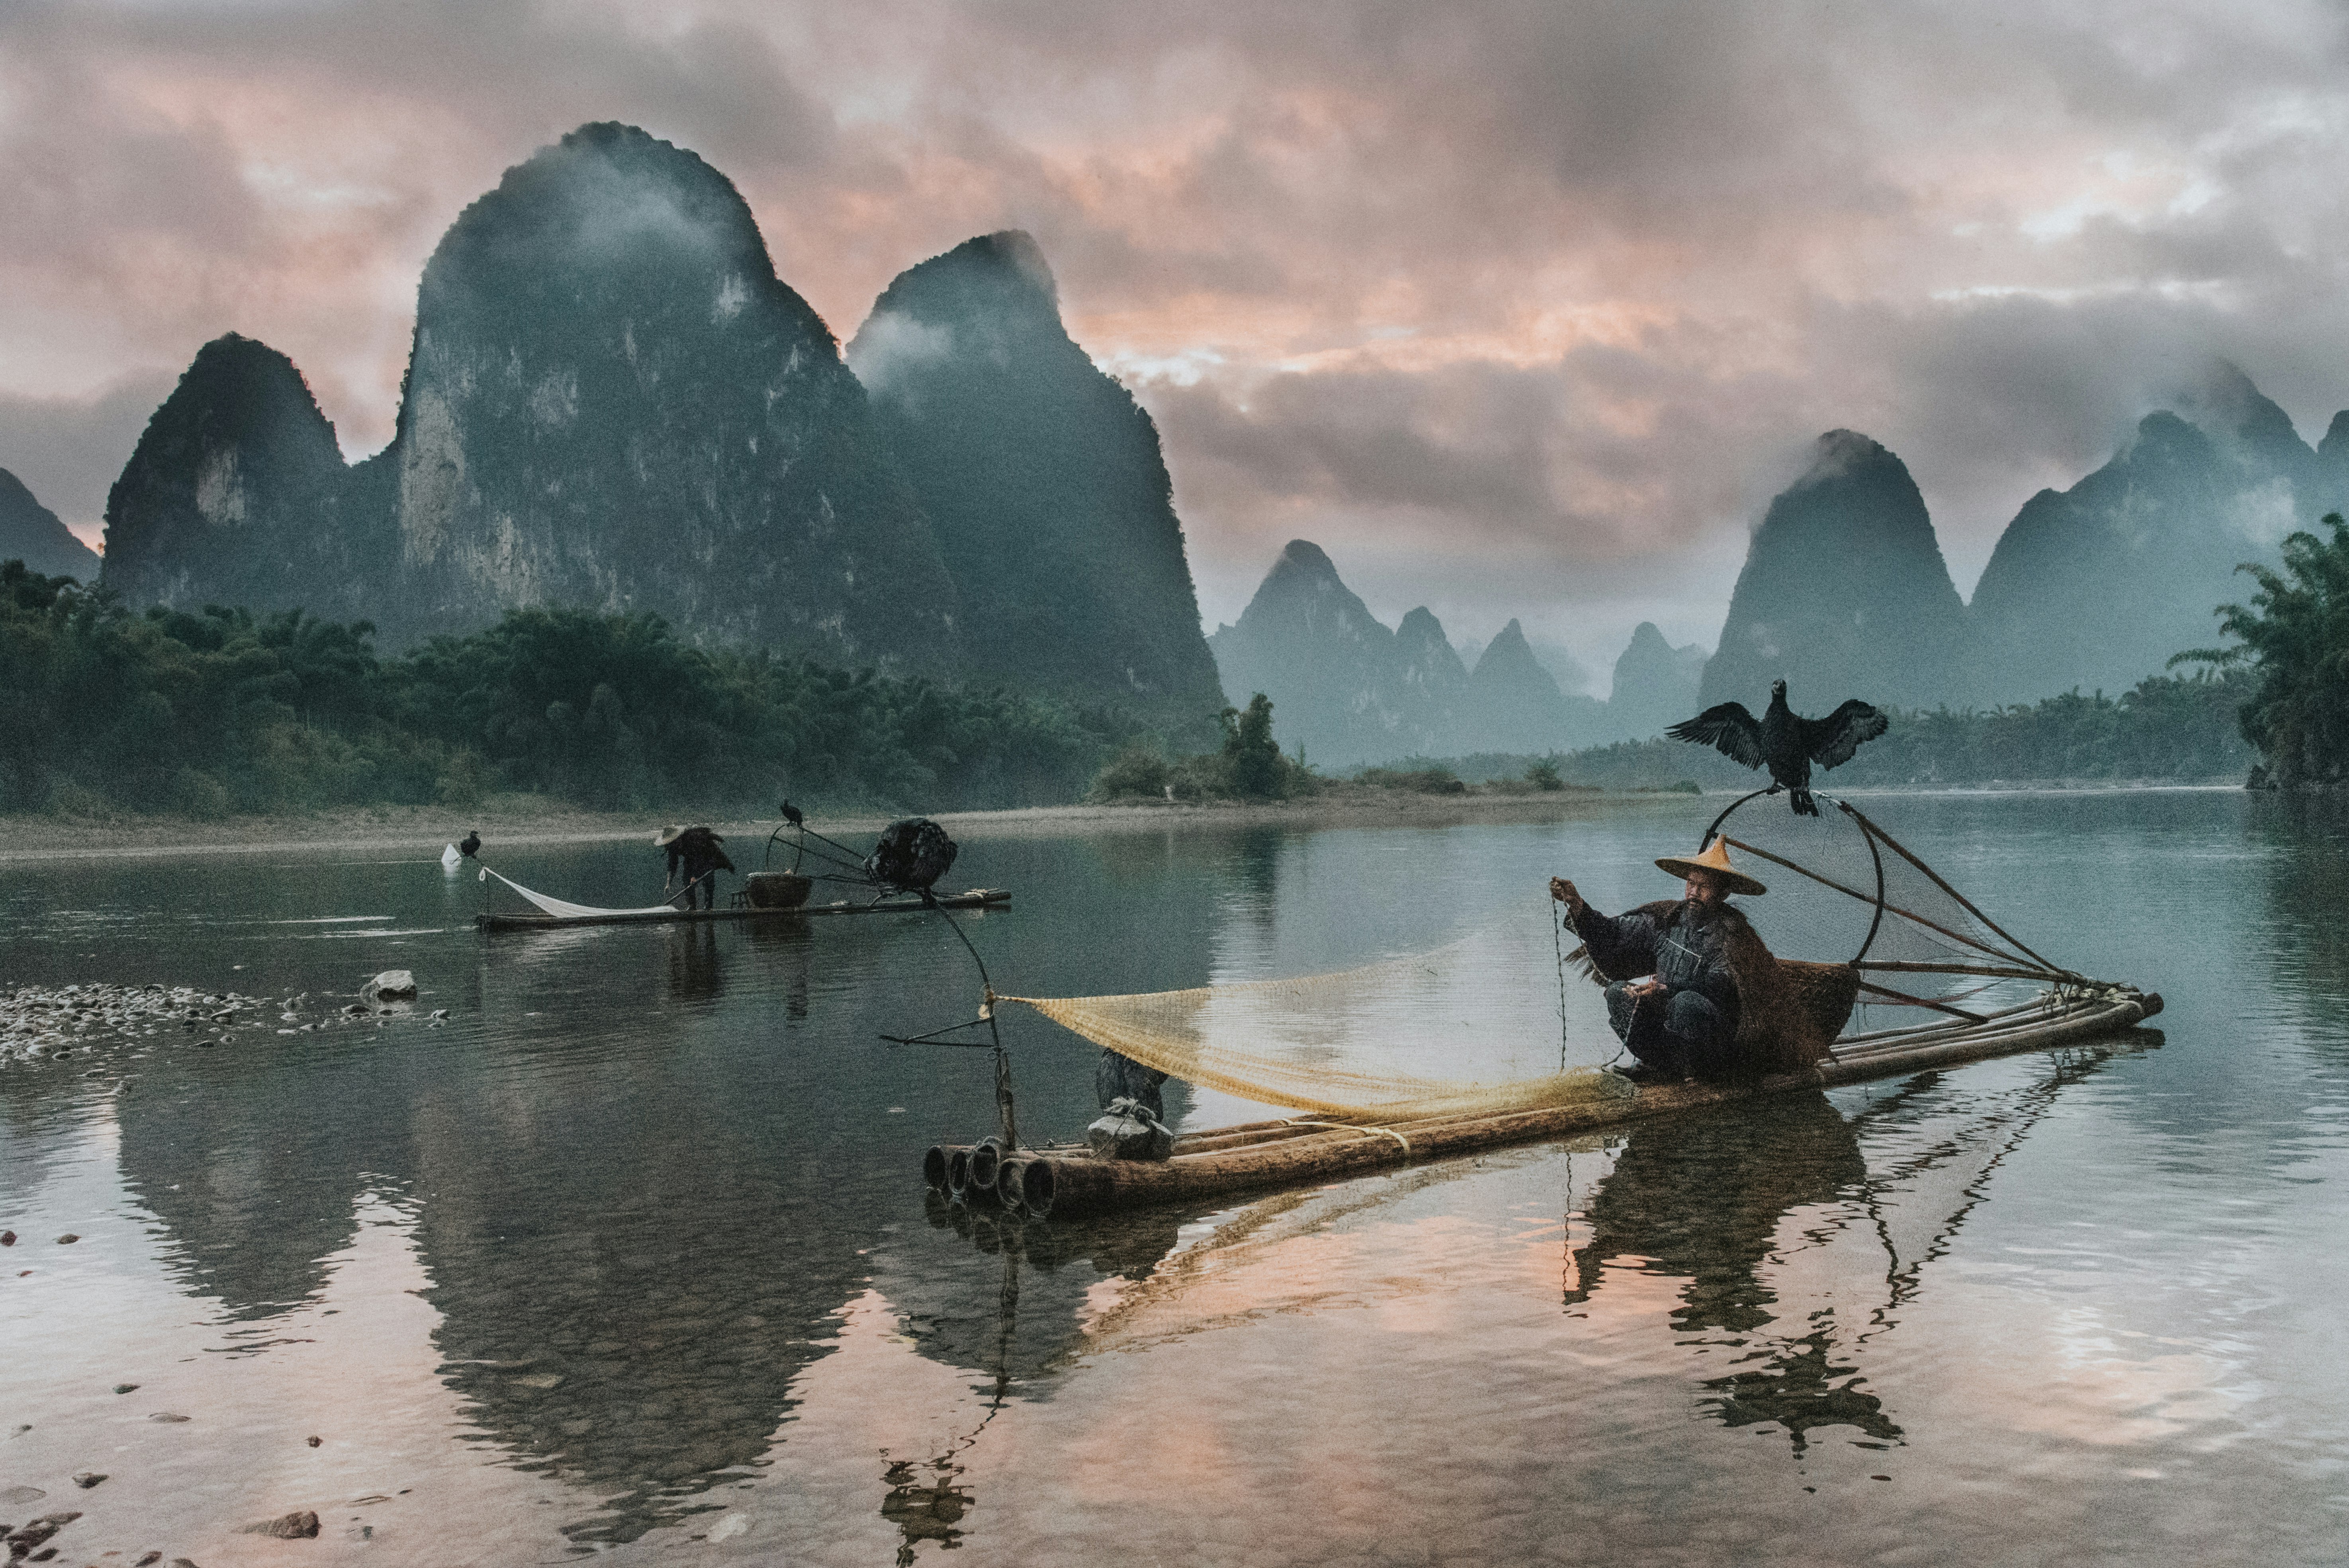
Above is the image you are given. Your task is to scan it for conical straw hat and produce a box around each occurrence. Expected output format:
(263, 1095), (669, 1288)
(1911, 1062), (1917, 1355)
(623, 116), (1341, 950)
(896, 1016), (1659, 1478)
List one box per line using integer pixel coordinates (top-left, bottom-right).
(654, 824), (685, 847)
(1654, 836), (1766, 897)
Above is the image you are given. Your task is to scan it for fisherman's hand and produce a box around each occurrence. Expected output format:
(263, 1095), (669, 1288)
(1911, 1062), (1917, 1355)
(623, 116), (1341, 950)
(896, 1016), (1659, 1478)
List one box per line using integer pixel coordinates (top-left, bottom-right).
(1627, 976), (1665, 998)
(1549, 877), (1584, 916)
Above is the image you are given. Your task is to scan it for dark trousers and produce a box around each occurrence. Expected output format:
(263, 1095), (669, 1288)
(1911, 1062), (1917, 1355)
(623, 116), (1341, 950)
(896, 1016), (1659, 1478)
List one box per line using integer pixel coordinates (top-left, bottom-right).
(1605, 983), (1736, 1078)
(1096, 1050), (1169, 1121)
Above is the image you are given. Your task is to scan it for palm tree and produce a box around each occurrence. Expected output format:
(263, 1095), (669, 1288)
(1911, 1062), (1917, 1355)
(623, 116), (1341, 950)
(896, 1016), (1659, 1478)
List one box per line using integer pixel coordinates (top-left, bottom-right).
(2173, 511), (2349, 787)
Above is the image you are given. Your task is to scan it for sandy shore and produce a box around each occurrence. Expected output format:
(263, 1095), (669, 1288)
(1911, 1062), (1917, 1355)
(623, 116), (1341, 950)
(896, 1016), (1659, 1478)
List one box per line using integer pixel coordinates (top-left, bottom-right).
(0, 789), (1694, 865)
(0, 779), (2242, 865)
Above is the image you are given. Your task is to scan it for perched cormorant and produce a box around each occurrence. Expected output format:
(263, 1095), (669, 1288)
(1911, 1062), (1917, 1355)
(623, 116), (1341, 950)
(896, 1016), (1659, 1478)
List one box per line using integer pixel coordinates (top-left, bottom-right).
(1667, 680), (1887, 816)
(779, 800), (804, 829)
(458, 830), (481, 858)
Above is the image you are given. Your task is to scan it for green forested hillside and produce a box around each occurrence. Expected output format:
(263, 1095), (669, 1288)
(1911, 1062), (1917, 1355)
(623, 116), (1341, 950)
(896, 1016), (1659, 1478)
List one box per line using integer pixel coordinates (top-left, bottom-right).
(0, 564), (1124, 816)
(1442, 669), (2257, 792)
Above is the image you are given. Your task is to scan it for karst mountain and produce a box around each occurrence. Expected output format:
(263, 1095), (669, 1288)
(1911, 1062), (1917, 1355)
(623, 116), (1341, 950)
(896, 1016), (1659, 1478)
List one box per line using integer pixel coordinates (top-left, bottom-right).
(848, 230), (1224, 741)
(0, 468), (101, 581)
(98, 123), (1223, 728)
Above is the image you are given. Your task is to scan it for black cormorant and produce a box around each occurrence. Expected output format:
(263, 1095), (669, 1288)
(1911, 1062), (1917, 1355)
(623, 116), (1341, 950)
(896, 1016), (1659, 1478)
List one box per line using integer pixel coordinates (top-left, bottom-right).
(1667, 680), (1887, 816)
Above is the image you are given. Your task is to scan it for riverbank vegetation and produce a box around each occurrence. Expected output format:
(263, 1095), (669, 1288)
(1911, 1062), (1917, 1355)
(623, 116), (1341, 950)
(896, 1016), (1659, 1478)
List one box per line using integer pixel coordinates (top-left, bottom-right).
(1438, 668), (2257, 793)
(7, 556), (2268, 824)
(0, 564), (1129, 817)
(1091, 666), (2257, 805)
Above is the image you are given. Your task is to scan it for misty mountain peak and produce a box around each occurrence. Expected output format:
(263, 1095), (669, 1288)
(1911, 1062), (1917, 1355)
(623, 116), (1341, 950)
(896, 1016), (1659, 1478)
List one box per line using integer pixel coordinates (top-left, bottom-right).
(0, 467), (100, 580)
(1609, 622), (1708, 740)
(1786, 429), (1900, 497)
(1394, 605), (1451, 648)
(849, 231), (1071, 395)
(1969, 371), (2332, 704)
(1273, 538), (1341, 581)
(872, 230), (1059, 317)
(419, 122), (827, 346)
(2322, 411), (2349, 459)
(2171, 358), (2311, 467)
(101, 331), (363, 617)
(1701, 430), (1971, 710)
(849, 230), (1224, 734)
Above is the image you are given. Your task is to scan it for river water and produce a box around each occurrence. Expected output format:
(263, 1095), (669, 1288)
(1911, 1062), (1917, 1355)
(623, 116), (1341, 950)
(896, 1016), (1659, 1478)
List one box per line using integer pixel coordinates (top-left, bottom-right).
(1, 790), (2343, 1566)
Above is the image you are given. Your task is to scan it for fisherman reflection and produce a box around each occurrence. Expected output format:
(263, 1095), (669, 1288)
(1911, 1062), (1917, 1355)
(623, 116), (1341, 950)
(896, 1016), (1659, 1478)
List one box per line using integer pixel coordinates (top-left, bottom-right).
(1566, 1092), (1899, 1450)
(666, 922), (724, 1002)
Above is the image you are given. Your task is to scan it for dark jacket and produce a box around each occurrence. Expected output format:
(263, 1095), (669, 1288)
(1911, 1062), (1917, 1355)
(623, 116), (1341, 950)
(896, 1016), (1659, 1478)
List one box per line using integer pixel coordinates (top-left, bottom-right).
(1573, 898), (1855, 1073)
(1573, 898), (1743, 1032)
(666, 827), (734, 883)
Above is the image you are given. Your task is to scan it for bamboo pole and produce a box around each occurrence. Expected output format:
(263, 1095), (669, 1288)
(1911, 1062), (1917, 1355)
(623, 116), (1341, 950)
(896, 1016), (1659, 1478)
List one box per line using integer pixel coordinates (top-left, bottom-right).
(1006, 990), (2159, 1218)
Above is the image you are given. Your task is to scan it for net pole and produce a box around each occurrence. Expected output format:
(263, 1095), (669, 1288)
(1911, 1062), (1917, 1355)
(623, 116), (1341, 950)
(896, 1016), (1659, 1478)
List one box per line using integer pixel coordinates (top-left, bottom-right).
(922, 890), (1018, 1150)
(1699, 786), (1779, 849)
(1722, 835), (2043, 972)
(1857, 959), (2069, 982)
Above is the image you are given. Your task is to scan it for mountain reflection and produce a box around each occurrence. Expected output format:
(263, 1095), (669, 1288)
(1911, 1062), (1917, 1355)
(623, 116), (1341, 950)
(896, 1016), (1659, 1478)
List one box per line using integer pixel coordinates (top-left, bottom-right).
(84, 832), (1226, 1546)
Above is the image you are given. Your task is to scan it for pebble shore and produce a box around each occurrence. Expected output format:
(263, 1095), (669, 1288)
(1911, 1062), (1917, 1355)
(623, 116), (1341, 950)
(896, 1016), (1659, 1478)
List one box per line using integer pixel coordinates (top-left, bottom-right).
(1, 982), (444, 1069)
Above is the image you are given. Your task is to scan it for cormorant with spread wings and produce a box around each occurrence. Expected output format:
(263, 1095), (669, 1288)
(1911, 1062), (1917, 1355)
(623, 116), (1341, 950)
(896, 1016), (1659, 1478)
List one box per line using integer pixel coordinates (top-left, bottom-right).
(1667, 679), (1888, 816)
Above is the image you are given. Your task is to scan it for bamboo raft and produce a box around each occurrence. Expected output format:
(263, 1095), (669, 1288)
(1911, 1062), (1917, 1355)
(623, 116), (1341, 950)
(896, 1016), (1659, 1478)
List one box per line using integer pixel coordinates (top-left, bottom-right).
(477, 887), (1010, 930)
(924, 985), (2161, 1220)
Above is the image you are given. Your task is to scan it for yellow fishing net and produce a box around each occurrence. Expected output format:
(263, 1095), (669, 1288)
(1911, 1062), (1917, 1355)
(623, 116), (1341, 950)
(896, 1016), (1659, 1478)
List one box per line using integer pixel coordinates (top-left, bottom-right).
(995, 798), (2076, 1124)
(1002, 928), (1633, 1121)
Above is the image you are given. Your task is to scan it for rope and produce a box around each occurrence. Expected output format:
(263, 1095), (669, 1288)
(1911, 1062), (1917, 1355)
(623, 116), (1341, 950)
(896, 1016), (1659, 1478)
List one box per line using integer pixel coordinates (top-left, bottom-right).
(1552, 900), (1572, 1073)
(1277, 1118), (1412, 1153)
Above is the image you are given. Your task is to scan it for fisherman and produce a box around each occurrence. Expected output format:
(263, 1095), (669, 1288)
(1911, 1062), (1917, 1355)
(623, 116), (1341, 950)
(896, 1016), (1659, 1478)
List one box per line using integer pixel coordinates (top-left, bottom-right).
(657, 824), (734, 910)
(1096, 1050), (1171, 1123)
(1549, 837), (1770, 1083)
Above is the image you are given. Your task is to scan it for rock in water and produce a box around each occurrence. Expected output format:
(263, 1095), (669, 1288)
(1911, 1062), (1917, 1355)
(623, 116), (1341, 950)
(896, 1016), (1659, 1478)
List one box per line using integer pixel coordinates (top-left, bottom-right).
(254, 1510), (320, 1539)
(0, 469), (100, 581)
(1701, 430), (1974, 713)
(849, 231), (1226, 741)
(366, 971), (418, 1000)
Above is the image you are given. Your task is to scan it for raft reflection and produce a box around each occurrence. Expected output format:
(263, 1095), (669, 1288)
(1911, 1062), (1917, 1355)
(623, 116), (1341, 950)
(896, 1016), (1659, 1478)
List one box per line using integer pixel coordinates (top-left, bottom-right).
(1566, 1041), (2151, 1454)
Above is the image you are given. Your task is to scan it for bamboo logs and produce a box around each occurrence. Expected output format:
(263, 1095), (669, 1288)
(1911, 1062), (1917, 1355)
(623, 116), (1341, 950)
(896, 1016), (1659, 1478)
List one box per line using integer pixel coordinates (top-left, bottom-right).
(921, 988), (2160, 1221)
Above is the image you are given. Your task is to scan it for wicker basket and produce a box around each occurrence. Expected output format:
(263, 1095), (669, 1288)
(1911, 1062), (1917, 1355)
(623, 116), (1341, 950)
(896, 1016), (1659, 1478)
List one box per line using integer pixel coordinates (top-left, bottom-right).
(1742, 959), (1860, 1071)
(744, 871), (812, 909)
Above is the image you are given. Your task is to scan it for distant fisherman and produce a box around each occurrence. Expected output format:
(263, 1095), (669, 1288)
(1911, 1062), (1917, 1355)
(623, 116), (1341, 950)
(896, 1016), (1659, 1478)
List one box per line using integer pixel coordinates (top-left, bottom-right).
(657, 824), (734, 910)
(1550, 838), (1768, 1083)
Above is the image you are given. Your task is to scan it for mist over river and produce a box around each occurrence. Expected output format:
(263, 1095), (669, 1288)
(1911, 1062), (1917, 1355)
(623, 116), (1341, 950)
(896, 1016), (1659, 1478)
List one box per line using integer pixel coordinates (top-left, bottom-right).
(3, 790), (2344, 1565)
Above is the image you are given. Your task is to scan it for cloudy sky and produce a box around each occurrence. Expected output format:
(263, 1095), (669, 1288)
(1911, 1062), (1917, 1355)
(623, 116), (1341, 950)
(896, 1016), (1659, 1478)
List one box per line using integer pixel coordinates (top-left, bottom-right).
(6, 0), (2349, 684)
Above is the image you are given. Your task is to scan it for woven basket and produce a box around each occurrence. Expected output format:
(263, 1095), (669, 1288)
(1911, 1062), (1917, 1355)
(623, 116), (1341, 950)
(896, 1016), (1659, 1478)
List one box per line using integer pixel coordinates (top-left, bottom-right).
(1741, 959), (1860, 1072)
